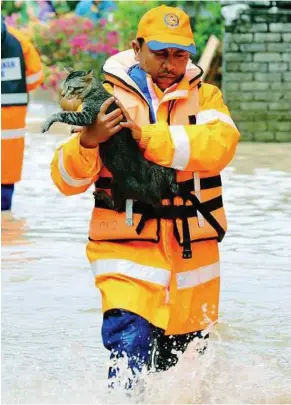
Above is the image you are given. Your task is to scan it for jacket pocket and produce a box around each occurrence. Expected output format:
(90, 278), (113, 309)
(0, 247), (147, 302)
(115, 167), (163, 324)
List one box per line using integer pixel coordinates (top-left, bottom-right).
(89, 207), (160, 242)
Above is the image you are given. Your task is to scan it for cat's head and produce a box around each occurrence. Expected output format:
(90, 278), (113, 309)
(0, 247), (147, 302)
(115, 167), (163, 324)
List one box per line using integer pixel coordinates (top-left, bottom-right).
(61, 67), (94, 100)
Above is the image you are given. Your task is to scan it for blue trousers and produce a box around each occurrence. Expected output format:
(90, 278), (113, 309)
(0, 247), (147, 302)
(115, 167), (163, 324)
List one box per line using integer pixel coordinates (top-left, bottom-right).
(1, 184), (15, 211)
(101, 309), (208, 387)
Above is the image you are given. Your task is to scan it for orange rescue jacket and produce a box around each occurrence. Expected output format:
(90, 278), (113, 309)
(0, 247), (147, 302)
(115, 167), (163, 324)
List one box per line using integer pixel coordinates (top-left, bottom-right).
(1, 25), (43, 184)
(50, 50), (240, 334)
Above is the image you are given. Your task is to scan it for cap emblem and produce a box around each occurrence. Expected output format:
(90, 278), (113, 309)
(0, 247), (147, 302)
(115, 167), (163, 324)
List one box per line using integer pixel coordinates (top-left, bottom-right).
(164, 13), (179, 28)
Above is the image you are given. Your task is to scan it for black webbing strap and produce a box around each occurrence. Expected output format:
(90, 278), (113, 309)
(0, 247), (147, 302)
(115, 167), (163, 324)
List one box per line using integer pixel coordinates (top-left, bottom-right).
(131, 196), (222, 220)
(172, 215), (192, 259)
(186, 194), (225, 243)
(171, 192), (226, 259)
(95, 175), (222, 194)
(182, 217), (192, 259)
(136, 212), (150, 235)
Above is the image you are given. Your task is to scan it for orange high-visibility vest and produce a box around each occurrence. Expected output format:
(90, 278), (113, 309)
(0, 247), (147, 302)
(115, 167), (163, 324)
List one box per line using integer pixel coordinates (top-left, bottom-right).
(1, 25), (43, 184)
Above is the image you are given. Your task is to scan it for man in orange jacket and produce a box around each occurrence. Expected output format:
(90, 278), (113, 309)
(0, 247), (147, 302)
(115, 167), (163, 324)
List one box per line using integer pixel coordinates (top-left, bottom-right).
(51, 5), (240, 388)
(1, 18), (43, 211)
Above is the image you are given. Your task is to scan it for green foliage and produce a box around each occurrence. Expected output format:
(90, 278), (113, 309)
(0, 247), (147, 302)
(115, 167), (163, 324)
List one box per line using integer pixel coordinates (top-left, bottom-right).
(106, 1), (162, 50)
(192, 2), (223, 60)
(1, 1), (19, 17)
(62, 1), (79, 12)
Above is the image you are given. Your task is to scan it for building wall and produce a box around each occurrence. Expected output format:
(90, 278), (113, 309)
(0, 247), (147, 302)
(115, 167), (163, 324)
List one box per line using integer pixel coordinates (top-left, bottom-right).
(222, 2), (291, 141)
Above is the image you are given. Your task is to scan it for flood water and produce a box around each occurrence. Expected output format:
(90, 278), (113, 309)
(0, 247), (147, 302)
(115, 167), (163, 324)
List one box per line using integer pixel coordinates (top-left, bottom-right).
(2, 102), (291, 404)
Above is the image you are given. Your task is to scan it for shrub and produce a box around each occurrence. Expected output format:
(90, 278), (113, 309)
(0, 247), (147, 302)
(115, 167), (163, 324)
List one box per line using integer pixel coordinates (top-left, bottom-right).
(27, 14), (119, 91)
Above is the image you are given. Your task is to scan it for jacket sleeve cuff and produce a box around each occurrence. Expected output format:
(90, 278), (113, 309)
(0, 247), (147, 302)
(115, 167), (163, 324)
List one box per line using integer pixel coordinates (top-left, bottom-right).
(77, 134), (100, 176)
(60, 133), (101, 178)
(79, 143), (99, 161)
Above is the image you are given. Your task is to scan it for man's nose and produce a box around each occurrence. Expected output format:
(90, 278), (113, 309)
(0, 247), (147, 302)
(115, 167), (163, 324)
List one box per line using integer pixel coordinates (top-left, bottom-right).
(162, 58), (175, 72)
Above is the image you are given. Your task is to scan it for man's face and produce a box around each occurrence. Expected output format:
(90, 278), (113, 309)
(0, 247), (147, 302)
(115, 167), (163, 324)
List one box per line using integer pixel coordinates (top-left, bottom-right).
(132, 40), (189, 90)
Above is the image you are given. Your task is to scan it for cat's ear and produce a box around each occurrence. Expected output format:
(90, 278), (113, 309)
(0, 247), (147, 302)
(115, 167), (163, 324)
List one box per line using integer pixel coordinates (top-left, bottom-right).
(84, 70), (94, 81)
(64, 66), (73, 74)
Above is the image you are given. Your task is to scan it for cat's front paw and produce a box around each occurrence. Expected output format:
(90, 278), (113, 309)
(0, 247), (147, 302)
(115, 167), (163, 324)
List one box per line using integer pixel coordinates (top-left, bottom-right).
(41, 120), (54, 133)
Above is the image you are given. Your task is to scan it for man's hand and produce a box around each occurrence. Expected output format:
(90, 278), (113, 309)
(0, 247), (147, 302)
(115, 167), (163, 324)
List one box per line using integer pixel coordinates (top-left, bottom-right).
(115, 99), (142, 142)
(80, 97), (124, 148)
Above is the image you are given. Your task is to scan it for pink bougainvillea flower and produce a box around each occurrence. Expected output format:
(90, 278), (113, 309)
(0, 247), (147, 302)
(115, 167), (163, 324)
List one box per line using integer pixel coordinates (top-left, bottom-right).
(110, 48), (119, 56)
(99, 18), (107, 27)
(5, 13), (19, 27)
(83, 19), (94, 30)
(106, 31), (118, 46)
(70, 33), (89, 48)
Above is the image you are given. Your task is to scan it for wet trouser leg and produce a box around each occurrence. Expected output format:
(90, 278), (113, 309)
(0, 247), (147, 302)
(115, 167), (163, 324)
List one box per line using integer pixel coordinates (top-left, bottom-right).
(101, 309), (208, 389)
(150, 328), (209, 372)
(102, 309), (155, 390)
(1, 184), (15, 211)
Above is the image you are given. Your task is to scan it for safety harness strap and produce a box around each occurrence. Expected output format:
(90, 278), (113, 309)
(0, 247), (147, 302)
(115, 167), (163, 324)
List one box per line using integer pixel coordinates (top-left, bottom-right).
(186, 194), (225, 242)
(95, 175), (222, 193)
(94, 175), (224, 258)
(94, 194), (224, 259)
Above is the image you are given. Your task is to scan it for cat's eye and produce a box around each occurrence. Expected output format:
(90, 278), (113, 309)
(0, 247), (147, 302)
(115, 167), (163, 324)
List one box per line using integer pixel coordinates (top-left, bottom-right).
(73, 87), (84, 90)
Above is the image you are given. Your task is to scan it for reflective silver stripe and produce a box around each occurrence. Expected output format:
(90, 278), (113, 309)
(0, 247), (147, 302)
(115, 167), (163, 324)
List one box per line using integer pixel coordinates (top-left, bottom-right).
(169, 125), (190, 170)
(58, 148), (93, 187)
(194, 172), (205, 227)
(125, 199), (134, 226)
(176, 261), (220, 289)
(91, 259), (171, 287)
(26, 70), (43, 85)
(1, 128), (25, 139)
(1, 93), (28, 104)
(196, 109), (237, 130)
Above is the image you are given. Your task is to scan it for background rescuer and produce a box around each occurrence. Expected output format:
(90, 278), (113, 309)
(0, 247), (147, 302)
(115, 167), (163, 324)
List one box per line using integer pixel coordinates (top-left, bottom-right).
(1, 18), (43, 211)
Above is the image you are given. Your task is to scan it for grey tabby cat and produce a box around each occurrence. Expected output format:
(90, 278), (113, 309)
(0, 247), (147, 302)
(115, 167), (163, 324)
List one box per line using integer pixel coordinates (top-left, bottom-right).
(42, 68), (178, 211)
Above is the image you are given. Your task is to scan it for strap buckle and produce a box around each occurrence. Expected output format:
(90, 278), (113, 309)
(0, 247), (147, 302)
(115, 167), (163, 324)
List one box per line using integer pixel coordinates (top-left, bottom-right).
(183, 245), (192, 259)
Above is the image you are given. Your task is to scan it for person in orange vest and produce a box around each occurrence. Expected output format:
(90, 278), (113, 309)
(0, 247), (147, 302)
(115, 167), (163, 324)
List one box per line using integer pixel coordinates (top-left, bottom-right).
(1, 18), (43, 211)
(51, 5), (240, 389)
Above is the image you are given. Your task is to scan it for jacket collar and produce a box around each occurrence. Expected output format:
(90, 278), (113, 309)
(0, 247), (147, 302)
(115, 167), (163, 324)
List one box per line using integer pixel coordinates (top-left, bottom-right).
(102, 49), (203, 100)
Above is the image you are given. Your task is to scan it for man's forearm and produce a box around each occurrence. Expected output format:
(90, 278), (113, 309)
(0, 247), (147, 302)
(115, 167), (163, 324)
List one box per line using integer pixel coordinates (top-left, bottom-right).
(80, 127), (101, 148)
(51, 133), (101, 196)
